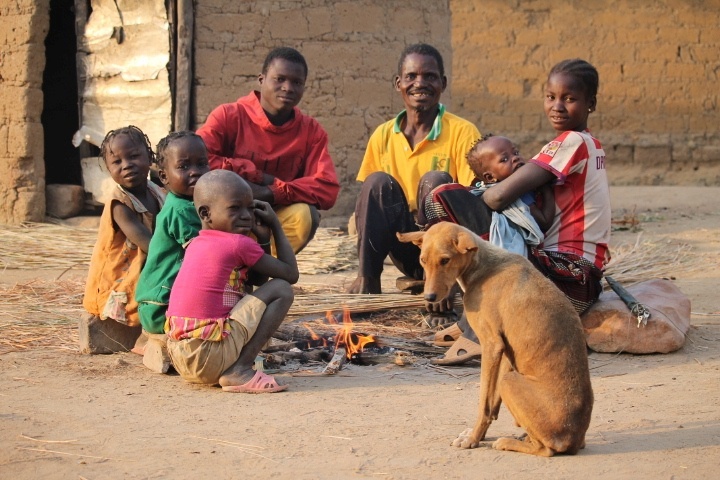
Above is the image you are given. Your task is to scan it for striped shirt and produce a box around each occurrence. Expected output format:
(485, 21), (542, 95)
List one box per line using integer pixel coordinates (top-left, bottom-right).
(530, 130), (611, 269)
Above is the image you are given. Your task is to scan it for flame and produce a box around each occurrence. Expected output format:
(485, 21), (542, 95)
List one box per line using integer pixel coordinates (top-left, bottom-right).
(333, 306), (376, 359)
(302, 322), (321, 340)
(302, 322), (327, 347)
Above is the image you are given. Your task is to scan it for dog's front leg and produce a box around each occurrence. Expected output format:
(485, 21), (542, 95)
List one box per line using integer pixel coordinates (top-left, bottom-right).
(489, 355), (512, 420)
(452, 339), (504, 449)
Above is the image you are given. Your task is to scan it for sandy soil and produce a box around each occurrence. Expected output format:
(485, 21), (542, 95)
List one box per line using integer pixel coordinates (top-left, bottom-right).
(1, 186), (719, 480)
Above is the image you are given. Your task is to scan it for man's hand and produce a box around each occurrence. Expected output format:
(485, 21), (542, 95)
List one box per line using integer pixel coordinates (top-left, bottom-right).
(425, 295), (455, 314)
(261, 173), (276, 186)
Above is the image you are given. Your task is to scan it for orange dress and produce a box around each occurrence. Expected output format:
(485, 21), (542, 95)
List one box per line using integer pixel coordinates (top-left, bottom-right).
(83, 182), (165, 326)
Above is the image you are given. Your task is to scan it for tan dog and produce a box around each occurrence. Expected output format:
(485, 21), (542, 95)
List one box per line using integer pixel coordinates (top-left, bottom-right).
(398, 222), (593, 456)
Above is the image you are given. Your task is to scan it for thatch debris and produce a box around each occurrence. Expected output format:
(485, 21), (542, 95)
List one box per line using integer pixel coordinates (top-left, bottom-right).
(0, 224), (711, 355)
(0, 222), (356, 276)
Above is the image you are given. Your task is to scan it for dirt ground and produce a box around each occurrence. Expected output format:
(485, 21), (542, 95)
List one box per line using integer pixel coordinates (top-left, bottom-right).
(1, 186), (719, 480)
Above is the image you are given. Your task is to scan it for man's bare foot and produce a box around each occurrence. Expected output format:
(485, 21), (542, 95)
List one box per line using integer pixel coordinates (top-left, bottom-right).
(347, 276), (382, 294)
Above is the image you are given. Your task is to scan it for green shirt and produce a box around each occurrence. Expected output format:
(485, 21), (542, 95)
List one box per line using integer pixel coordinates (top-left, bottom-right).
(136, 192), (201, 333)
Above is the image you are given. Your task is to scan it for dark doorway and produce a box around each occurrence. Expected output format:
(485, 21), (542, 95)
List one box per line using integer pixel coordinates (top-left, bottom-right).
(42, 0), (81, 185)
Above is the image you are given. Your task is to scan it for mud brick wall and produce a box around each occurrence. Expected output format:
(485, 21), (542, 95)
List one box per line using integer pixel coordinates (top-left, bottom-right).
(193, 0), (453, 218)
(3, 1), (718, 224)
(450, 0), (720, 186)
(0, 1), (48, 223)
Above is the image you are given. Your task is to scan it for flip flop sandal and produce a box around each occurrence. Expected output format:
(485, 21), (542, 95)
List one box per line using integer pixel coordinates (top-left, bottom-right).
(222, 370), (288, 393)
(431, 322), (463, 347)
(430, 336), (482, 366)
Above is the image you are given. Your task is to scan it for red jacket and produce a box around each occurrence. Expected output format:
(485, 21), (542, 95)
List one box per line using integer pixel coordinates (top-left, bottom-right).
(196, 91), (340, 209)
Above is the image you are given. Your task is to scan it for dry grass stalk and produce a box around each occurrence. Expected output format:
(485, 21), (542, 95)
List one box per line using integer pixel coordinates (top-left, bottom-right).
(0, 279), (82, 354)
(0, 222), (96, 271)
(604, 236), (707, 287)
(0, 231), (709, 354)
(0, 222), (355, 276)
(295, 228), (357, 274)
(287, 294), (432, 318)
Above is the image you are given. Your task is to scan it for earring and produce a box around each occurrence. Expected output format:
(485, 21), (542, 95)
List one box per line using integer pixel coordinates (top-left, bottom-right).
(588, 108), (592, 112)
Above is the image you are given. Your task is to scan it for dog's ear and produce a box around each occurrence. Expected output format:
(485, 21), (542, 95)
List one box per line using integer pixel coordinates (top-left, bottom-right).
(455, 231), (479, 254)
(397, 231), (425, 247)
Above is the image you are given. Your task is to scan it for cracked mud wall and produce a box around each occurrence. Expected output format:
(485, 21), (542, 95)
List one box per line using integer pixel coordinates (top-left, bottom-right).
(0, 1), (48, 223)
(193, 0), (453, 219)
(450, 0), (720, 186)
(3, 1), (719, 224)
(194, 1), (720, 223)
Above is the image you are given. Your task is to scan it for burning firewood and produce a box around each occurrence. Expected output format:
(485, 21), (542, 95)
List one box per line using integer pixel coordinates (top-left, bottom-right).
(272, 307), (439, 374)
(265, 349), (332, 366)
(322, 347), (346, 375)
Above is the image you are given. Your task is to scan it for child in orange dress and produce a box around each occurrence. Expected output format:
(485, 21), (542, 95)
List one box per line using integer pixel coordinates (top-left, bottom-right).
(81, 125), (165, 354)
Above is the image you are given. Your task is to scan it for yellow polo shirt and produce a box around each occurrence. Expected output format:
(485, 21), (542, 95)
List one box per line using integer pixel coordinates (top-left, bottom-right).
(357, 104), (480, 211)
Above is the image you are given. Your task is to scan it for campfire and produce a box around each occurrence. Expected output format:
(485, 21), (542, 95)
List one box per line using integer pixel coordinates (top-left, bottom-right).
(266, 306), (417, 373)
(326, 307), (378, 360)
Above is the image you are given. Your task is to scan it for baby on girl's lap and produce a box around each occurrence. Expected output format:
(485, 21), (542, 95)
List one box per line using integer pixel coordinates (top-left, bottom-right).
(465, 134), (555, 233)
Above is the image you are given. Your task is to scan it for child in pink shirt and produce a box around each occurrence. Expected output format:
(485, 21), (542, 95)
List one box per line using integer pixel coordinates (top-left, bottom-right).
(165, 169), (298, 392)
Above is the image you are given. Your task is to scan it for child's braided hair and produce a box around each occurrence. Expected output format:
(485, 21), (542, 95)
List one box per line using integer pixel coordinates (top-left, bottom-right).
(155, 131), (205, 168)
(548, 59), (599, 99)
(100, 125), (155, 164)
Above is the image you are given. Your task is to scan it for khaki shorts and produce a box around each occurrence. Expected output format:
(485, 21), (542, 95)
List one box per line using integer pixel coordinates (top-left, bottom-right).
(166, 295), (267, 384)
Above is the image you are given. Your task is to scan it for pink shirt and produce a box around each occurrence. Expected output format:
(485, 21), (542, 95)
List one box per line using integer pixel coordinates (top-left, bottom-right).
(530, 130), (611, 269)
(166, 230), (264, 340)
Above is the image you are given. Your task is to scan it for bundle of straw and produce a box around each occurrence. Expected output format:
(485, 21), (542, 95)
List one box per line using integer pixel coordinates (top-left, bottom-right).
(0, 222), (96, 271)
(0, 279), (82, 354)
(604, 236), (706, 287)
(296, 228), (357, 274)
(0, 222), (357, 276)
(287, 293), (428, 318)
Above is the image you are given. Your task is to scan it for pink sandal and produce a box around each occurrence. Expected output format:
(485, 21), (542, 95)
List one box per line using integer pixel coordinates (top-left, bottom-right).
(222, 371), (288, 393)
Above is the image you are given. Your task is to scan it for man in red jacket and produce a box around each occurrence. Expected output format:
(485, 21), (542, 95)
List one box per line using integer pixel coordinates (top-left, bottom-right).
(196, 47), (340, 254)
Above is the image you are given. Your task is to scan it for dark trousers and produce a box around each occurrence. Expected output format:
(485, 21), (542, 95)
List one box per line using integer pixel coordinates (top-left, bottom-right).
(354, 171), (452, 280)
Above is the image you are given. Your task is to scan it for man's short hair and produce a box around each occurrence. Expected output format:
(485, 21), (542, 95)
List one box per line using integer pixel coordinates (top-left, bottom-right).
(262, 47), (308, 77)
(397, 43), (445, 77)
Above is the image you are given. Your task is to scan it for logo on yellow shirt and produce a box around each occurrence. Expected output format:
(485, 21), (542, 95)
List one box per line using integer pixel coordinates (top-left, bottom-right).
(431, 155), (451, 172)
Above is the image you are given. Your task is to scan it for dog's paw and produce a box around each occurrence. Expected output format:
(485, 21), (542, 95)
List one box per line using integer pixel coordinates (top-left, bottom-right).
(492, 437), (514, 451)
(451, 428), (480, 449)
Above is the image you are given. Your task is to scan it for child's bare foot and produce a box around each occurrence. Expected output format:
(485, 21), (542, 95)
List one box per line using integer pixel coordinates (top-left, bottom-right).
(218, 367), (256, 388)
(220, 370), (287, 393)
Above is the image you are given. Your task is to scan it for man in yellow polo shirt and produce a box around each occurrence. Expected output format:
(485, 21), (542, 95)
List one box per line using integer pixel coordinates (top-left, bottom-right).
(348, 43), (481, 308)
